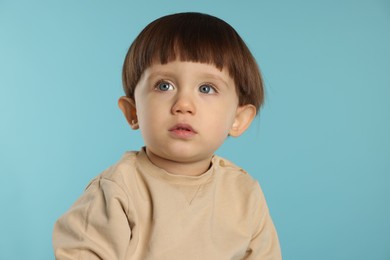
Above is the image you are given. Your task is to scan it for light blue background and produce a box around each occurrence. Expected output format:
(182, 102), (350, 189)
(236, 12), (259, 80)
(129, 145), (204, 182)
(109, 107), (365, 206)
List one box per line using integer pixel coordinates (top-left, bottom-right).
(1, 0), (389, 259)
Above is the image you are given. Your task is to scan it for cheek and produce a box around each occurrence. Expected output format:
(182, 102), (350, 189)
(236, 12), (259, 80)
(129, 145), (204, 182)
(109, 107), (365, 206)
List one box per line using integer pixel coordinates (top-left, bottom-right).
(137, 107), (154, 127)
(136, 103), (166, 134)
(215, 102), (238, 126)
(208, 111), (236, 138)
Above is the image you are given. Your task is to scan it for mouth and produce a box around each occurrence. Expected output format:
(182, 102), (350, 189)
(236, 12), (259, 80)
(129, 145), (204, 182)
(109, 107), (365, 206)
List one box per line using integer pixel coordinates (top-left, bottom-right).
(169, 123), (197, 138)
(169, 124), (197, 133)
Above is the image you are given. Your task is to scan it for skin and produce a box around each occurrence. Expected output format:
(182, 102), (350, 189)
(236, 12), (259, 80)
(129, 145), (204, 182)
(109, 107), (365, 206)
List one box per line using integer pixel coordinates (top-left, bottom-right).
(119, 61), (256, 176)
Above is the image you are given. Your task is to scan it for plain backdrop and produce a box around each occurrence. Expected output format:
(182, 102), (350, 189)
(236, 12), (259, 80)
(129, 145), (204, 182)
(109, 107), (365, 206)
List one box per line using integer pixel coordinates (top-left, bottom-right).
(1, 0), (389, 259)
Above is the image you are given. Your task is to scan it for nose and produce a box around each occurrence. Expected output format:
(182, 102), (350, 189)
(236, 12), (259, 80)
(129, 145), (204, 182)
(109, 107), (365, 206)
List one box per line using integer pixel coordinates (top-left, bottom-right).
(171, 91), (196, 115)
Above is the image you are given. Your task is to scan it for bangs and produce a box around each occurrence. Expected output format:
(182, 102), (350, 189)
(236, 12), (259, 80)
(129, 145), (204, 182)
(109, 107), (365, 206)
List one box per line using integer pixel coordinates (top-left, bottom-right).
(140, 13), (238, 69)
(123, 12), (264, 112)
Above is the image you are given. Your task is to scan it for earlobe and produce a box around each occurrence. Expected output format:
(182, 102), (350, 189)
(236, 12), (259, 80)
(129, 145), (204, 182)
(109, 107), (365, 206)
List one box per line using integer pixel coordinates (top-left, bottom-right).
(229, 105), (256, 137)
(118, 96), (139, 130)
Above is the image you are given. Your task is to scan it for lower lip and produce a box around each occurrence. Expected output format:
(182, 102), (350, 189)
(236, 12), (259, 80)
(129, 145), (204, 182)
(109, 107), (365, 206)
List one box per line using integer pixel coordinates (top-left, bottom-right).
(169, 129), (197, 139)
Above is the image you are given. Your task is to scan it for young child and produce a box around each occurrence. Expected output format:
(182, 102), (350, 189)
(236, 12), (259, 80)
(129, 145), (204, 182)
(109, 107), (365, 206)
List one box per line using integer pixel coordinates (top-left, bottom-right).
(53, 12), (281, 259)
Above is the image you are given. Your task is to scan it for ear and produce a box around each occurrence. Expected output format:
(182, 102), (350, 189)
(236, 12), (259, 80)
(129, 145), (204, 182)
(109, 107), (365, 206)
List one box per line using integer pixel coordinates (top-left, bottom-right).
(229, 104), (256, 137)
(118, 96), (139, 130)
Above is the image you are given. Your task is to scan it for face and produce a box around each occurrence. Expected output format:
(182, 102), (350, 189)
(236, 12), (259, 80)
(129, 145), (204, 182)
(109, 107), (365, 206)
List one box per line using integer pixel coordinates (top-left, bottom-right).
(127, 61), (252, 174)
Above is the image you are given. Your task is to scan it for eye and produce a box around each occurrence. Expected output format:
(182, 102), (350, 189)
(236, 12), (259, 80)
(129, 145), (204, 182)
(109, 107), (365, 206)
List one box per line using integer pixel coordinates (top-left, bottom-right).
(156, 81), (174, 91)
(199, 84), (217, 94)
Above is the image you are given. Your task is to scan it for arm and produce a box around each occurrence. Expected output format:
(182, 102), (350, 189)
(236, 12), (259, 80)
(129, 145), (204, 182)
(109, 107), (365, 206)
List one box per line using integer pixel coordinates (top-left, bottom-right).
(53, 177), (132, 259)
(245, 183), (282, 260)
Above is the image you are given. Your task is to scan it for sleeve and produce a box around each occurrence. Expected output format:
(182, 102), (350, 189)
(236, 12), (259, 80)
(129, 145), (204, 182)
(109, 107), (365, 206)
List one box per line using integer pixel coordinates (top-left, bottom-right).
(244, 182), (282, 260)
(52, 177), (132, 260)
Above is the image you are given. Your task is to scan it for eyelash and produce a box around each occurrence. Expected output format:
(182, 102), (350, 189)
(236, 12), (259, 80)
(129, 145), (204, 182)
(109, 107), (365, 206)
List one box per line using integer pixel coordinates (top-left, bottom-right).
(154, 80), (174, 91)
(153, 80), (218, 94)
(199, 84), (218, 94)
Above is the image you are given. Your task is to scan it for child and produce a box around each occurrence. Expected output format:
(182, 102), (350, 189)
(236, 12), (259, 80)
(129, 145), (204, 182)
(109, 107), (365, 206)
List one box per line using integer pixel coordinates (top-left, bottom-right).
(53, 12), (281, 259)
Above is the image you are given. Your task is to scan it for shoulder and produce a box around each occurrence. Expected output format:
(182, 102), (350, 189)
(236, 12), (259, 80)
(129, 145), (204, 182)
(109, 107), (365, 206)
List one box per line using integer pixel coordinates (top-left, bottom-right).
(213, 155), (257, 182)
(211, 156), (268, 227)
(212, 155), (261, 197)
(99, 151), (138, 179)
(85, 151), (140, 194)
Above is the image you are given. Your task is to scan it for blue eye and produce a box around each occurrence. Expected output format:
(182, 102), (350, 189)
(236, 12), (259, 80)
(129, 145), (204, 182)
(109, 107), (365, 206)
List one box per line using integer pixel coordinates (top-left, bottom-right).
(199, 84), (216, 94)
(156, 81), (174, 91)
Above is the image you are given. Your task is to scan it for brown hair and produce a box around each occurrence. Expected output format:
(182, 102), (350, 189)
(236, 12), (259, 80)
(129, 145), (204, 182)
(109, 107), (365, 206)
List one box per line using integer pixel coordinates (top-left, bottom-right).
(122, 12), (264, 113)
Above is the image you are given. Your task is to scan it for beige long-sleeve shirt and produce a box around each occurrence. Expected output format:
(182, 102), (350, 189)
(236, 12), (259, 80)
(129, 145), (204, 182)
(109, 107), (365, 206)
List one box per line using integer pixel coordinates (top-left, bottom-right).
(53, 149), (281, 259)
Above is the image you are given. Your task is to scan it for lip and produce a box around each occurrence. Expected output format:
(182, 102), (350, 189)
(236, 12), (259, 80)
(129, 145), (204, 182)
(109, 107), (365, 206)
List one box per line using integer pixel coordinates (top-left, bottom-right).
(169, 123), (198, 139)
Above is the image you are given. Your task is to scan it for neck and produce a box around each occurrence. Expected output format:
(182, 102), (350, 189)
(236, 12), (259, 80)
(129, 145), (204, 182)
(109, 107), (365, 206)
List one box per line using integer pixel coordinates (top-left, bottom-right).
(145, 148), (212, 176)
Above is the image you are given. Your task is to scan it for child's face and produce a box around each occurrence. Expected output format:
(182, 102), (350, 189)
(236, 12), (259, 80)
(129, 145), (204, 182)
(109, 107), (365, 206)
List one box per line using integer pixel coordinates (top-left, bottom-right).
(120, 60), (255, 174)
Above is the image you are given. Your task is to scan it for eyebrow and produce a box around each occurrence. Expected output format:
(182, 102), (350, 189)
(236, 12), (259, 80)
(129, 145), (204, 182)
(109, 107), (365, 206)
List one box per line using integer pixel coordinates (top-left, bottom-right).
(146, 71), (175, 81)
(201, 72), (230, 88)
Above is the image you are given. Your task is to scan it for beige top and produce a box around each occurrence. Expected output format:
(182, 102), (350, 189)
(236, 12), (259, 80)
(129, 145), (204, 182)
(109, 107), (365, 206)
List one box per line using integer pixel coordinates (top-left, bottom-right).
(53, 149), (281, 259)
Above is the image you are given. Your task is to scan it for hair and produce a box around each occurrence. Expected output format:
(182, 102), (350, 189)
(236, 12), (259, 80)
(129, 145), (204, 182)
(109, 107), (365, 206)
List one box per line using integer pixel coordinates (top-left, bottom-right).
(122, 12), (264, 113)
